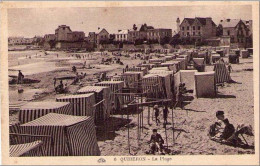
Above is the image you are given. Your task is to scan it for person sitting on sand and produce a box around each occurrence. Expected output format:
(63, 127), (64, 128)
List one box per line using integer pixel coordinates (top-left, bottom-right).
(209, 111), (234, 140)
(148, 129), (164, 155)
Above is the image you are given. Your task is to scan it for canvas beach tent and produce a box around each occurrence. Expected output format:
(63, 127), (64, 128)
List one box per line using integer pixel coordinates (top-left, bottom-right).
(241, 50), (249, 58)
(229, 53), (239, 64)
(18, 113), (100, 156)
(123, 67), (148, 75)
(95, 81), (124, 111)
(180, 70), (197, 92)
(142, 73), (173, 99)
(122, 71), (143, 89)
(77, 86), (111, 121)
(193, 58), (206, 72)
(173, 58), (186, 70)
(159, 61), (180, 73)
(19, 101), (72, 124)
(211, 53), (221, 63)
(213, 60), (231, 84)
(194, 71), (216, 98)
(247, 48), (253, 55)
(56, 93), (96, 117)
(10, 140), (43, 157)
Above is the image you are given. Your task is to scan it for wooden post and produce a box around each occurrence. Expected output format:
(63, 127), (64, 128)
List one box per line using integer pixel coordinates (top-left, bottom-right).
(172, 108), (175, 145)
(127, 107), (130, 154)
(148, 106), (150, 125)
(165, 124), (168, 149)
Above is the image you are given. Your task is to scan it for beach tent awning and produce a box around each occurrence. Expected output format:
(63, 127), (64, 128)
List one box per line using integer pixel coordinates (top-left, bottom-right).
(20, 113), (100, 156)
(19, 101), (72, 124)
(56, 93), (96, 117)
(10, 140), (43, 157)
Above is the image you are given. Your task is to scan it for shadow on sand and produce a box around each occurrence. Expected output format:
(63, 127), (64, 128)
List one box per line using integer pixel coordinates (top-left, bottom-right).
(96, 117), (131, 141)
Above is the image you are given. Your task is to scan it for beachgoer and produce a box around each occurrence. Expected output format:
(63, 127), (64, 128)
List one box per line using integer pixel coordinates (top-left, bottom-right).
(17, 70), (24, 84)
(228, 63), (232, 73)
(148, 129), (164, 154)
(53, 77), (57, 88)
(154, 105), (160, 126)
(174, 83), (185, 110)
(221, 119), (235, 140)
(163, 105), (169, 125)
(72, 66), (77, 73)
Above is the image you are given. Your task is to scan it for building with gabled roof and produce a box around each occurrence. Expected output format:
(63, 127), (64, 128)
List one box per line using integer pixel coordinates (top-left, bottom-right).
(218, 19), (252, 46)
(178, 17), (217, 41)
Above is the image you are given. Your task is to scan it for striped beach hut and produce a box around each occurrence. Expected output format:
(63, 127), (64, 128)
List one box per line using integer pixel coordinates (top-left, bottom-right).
(95, 81), (124, 111)
(18, 113), (100, 156)
(56, 93), (96, 117)
(10, 140), (43, 157)
(122, 71), (143, 88)
(142, 73), (172, 99)
(77, 86), (111, 121)
(19, 102), (72, 124)
(213, 61), (231, 84)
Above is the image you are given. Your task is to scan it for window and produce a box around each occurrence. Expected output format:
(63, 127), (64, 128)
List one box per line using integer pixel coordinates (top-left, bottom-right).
(198, 26), (201, 30)
(198, 32), (201, 35)
(187, 26), (189, 30)
(193, 26), (195, 30)
(187, 32), (190, 36)
(227, 30), (230, 36)
(182, 32), (184, 36)
(193, 32), (195, 36)
(182, 27), (184, 30)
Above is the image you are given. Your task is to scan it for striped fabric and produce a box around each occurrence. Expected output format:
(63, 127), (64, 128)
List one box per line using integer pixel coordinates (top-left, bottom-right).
(9, 101), (26, 113)
(77, 86), (112, 121)
(56, 93), (96, 117)
(142, 73), (172, 99)
(9, 133), (53, 156)
(19, 102), (72, 124)
(213, 61), (231, 84)
(19, 113), (100, 156)
(10, 140), (43, 157)
(95, 81), (124, 111)
(123, 67), (148, 75)
(122, 72), (142, 88)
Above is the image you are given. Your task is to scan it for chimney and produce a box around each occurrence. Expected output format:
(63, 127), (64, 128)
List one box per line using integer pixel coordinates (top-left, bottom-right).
(220, 20), (223, 22)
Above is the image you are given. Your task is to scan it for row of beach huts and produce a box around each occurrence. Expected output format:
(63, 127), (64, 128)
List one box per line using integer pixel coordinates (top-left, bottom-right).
(9, 46), (253, 157)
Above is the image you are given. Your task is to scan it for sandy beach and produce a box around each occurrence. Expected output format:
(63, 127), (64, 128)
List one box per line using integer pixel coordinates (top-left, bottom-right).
(9, 50), (254, 155)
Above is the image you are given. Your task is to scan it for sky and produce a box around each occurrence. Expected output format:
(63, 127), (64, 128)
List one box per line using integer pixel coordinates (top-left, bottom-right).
(8, 5), (252, 38)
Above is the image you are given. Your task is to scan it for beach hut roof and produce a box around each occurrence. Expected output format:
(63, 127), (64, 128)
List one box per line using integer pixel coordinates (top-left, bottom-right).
(21, 113), (90, 126)
(96, 81), (124, 84)
(56, 93), (94, 100)
(77, 86), (107, 93)
(195, 71), (215, 76)
(20, 102), (70, 110)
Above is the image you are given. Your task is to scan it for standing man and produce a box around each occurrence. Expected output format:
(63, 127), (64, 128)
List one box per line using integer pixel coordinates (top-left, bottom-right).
(154, 105), (160, 126)
(174, 83), (184, 110)
(163, 105), (169, 125)
(228, 63), (232, 73)
(17, 70), (24, 84)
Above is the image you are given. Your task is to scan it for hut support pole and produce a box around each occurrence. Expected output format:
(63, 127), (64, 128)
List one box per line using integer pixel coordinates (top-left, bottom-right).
(172, 108), (175, 145)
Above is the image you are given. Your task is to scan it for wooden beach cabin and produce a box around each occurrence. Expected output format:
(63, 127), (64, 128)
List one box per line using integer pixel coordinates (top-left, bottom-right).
(194, 71), (216, 98)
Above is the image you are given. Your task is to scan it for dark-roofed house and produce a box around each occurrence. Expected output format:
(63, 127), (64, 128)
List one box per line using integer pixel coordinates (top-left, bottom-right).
(179, 17), (217, 40)
(218, 19), (252, 46)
